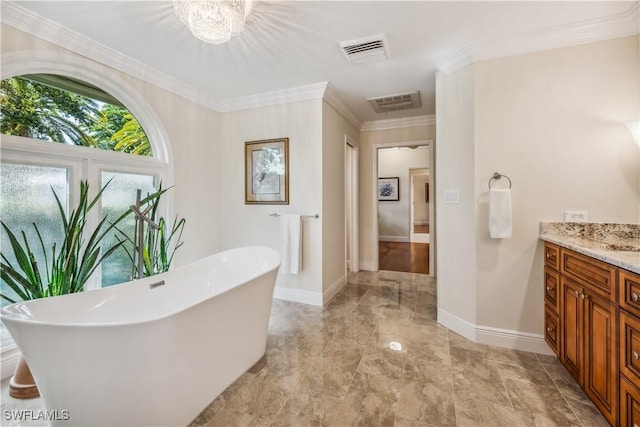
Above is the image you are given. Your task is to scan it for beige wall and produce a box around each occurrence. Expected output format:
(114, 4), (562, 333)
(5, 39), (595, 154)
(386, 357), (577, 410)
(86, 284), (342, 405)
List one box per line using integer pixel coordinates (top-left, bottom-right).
(377, 147), (429, 240)
(1, 24), (221, 267)
(435, 64), (478, 327)
(474, 35), (640, 333)
(321, 101), (359, 296)
(359, 125), (435, 269)
(436, 35), (640, 347)
(218, 100), (324, 295)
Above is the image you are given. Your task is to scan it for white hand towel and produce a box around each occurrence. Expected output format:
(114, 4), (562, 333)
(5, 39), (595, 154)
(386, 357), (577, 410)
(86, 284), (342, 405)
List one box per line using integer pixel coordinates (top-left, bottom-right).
(280, 214), (302, 274)
(489, 188), (512, 239)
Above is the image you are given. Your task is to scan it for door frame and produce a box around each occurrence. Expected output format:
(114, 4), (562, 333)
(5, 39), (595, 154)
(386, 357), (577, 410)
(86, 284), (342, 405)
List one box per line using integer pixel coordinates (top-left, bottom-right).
(345, 136), (359, 275)
(372, 139), (434, 275)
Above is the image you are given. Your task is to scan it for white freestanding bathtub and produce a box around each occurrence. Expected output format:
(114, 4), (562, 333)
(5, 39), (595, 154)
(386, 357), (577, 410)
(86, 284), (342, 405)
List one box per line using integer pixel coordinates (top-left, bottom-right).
(1, 246), (281, 427)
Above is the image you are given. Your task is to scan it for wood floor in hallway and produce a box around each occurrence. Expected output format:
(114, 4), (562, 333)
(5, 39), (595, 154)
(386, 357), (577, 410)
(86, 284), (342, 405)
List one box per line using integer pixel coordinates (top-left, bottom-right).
(379, 241), (429, 274)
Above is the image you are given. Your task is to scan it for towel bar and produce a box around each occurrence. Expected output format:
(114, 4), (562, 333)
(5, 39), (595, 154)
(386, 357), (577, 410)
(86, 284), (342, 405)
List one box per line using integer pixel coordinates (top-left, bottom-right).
(269, 213), (319, 219)
(488, 172), (512, 189)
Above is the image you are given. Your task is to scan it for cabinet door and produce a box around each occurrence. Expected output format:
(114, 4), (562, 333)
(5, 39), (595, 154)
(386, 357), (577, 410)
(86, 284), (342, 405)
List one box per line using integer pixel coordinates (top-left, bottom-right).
(545, 242), (560, 271)
(545, 266), (560, 312)
(545, 304), (561, 356)
(620, 375), (640, 427)
(583, 291), (618, 426)
(561, 277), (583, 383)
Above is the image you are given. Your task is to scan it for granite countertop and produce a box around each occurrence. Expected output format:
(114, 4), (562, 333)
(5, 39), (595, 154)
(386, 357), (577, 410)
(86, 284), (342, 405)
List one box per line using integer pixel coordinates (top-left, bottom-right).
(539, 222), (640, 275)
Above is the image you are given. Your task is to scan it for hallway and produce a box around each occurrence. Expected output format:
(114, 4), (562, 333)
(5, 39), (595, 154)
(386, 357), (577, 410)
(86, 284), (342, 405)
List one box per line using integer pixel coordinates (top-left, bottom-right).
(379, 241), (429, 274)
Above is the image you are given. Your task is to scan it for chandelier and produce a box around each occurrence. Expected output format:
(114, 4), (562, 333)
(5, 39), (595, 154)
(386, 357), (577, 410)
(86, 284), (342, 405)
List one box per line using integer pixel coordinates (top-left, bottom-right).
(173, 0), (253, 45)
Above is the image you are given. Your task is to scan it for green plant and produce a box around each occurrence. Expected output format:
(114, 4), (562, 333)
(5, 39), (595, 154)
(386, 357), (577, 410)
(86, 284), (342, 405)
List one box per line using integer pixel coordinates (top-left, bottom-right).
(0, 180), (165, 303)
(117, 184), (185, 278)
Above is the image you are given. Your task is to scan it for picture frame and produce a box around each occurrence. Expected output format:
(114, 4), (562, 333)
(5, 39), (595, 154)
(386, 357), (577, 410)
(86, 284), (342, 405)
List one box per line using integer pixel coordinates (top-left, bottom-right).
(378, 177), (399, 201)
(245, 138), (289, 204)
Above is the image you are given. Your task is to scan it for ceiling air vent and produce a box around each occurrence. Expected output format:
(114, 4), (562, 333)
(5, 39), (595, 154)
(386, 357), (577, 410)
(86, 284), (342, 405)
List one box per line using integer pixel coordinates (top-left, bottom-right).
(367, 91), (421, 113)
(339, 34), (389, 65)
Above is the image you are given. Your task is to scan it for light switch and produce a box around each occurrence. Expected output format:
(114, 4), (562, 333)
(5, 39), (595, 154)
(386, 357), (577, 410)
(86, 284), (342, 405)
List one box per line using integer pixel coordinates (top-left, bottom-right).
(444, 189), (460, 204)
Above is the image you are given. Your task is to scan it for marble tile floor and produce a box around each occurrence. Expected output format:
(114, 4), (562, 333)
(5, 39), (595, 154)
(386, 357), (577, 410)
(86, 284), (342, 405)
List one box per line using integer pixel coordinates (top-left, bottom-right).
(1, 270), (608, 427)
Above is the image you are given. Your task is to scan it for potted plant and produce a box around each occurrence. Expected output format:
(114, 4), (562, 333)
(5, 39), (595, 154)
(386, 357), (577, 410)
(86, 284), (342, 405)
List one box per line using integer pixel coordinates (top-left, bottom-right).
(116, 183), (185, 279)
(0, 180), (165, 398)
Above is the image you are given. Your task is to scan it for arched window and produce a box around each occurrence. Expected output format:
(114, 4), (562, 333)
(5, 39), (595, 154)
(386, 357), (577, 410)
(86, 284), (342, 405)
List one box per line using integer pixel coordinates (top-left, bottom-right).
(1, 74), (152, 155)
(1, 72), (171, 301)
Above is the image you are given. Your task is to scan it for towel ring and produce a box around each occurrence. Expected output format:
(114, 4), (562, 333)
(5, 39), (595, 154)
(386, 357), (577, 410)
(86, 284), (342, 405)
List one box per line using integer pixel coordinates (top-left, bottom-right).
(488, 172), (512, 189)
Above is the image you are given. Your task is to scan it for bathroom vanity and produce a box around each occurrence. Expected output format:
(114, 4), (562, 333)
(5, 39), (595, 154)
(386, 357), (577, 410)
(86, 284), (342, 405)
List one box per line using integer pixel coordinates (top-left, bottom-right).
(540, 223), (640, 427)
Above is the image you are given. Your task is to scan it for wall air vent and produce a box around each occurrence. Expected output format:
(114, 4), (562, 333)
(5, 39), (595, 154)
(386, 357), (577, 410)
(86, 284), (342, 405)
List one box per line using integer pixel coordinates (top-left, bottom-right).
(339, 34), (389, 65)
(367, 91), (421, 113)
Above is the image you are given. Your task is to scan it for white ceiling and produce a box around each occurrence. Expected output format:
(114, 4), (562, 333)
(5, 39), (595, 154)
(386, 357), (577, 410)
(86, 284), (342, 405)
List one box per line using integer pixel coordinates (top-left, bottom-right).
(5, 1), (639, 125)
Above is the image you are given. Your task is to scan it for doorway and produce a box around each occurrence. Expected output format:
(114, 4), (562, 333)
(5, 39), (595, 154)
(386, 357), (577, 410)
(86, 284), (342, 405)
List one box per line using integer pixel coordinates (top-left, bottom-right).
(373, 141), (434, 275)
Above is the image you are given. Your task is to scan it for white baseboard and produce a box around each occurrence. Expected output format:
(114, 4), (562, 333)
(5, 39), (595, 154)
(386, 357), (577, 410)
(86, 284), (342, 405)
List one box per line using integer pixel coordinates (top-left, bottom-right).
(410, 234), (430, 243)
(360, 261), (376, 271)
(323, 275), (347, 305)
(437, 308), (553, 355)
(437, 308), (477, 342)
(1, 347), (21, 380)
(273, 286), (322, 307)
(379, 236), (410, 243)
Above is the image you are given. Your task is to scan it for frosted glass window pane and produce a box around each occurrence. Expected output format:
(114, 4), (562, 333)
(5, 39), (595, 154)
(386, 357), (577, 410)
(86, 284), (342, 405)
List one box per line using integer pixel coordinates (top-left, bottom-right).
(0, 163), (68, 305)
(101, 172), (155, 287)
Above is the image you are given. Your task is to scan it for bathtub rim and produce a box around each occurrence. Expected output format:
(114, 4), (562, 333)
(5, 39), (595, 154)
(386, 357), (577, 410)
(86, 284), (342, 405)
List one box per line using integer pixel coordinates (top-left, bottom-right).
(0, 246), (281, 328)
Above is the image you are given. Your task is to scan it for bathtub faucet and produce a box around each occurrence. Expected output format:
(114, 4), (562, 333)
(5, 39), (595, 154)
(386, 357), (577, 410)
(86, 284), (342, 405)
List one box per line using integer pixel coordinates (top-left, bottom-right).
(131, 189), (160, 280)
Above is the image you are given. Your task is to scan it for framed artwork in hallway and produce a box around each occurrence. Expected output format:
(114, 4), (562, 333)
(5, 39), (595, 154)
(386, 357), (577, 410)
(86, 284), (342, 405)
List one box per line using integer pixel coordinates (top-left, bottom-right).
(245, 138), (289, 204)
(378, 177), (399, 201)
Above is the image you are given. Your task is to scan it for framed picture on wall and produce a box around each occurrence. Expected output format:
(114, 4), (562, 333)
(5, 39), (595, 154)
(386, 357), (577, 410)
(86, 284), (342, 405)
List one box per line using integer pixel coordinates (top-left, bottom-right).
(378, 177), (399, 201)
(245, 138), (289, 204)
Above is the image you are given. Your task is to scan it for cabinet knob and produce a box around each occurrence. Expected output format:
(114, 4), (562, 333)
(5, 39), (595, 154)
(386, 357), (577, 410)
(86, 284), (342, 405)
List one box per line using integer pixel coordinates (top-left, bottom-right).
(632, 293), (639, 302)
(633, 351), (639, 361)
(546, 327), (554, 333)
(546, 253), (550, 259)
(546, 286), (552, 291)
(581, 293), (589, 300)
(575, 290), (580, 297)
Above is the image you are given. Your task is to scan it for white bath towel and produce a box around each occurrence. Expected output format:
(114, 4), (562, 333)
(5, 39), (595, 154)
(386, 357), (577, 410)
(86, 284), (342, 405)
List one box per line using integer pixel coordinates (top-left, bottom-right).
(280, 214), (302, 274)
(489, 188), (512, 239)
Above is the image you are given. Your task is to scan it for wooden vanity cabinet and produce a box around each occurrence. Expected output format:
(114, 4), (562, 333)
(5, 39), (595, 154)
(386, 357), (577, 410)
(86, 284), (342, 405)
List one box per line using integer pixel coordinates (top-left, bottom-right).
(620, 270), (640, 427)
(545, 243), (620, 426)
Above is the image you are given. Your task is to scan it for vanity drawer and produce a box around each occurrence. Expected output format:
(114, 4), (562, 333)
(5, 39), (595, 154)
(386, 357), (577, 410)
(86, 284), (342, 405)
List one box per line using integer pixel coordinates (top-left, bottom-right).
(545, 243), (560, 271)
(545, 266), (560, 312)
(620, 270), (640, 318)
(561, 248), (617, 301)
(621, 310), (640, 385)
(620, 375), (640, 427)
(544, 304), (560, 356)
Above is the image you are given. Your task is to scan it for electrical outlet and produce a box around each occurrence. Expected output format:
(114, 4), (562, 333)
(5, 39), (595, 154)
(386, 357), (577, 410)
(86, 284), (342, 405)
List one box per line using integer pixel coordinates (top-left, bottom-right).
(564, 211), (588, 222)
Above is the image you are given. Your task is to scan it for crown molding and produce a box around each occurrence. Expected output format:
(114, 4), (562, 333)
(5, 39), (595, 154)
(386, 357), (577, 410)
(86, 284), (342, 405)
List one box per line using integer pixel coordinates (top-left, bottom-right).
(216, 82), (328, 112)
(323, 84), (363, 130)
(361, 115), (435, 132)
(438, 2), (640, 75)
(436, 45), (475, 76)
(1, 2), (225, 112)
